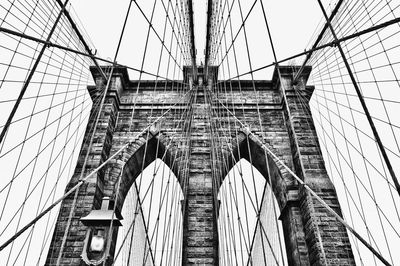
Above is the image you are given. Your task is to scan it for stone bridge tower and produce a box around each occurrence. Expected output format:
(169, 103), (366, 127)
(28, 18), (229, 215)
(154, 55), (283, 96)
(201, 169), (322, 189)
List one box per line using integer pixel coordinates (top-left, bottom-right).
(46, 64), (355, 265)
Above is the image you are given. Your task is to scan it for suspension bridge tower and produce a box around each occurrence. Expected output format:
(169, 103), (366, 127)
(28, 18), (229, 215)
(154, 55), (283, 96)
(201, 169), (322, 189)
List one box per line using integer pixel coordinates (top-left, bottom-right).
(44, 61), (355, 265)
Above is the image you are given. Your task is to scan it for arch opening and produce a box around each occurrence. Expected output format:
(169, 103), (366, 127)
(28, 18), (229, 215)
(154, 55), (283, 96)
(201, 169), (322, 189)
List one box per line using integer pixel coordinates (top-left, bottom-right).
(113, 139), (184, 266)
(217, 158), (287, 266)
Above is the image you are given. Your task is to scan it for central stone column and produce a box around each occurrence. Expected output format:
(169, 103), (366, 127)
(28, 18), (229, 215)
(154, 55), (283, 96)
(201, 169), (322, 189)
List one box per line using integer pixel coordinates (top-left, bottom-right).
(182, 85), (219, 265)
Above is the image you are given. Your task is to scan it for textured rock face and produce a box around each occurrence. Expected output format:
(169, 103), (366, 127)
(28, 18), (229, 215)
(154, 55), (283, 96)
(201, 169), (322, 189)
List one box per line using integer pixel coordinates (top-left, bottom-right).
(182, 86), (218, 265)
(46, 66), (354, 266)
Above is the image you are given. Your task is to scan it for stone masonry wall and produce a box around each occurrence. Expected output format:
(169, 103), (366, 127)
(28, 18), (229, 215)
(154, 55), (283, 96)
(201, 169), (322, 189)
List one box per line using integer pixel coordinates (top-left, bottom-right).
(46, 65), (355, 266)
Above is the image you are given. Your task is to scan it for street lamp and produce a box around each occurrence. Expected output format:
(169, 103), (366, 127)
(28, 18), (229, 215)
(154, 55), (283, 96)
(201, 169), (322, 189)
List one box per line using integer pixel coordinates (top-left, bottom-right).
(80, 197), (123, 265)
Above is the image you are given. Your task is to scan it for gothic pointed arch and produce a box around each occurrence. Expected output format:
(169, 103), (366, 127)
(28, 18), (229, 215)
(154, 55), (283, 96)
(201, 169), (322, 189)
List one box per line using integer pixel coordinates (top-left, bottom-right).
(217, 130), (309, 265)
(111, 140), (184, 265)
(219, 130), (289, 209)
(103, 133), (183, 212)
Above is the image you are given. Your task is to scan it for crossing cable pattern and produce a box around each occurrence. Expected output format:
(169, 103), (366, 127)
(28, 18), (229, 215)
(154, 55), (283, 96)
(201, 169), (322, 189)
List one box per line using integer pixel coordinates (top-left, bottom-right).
(109, 2), (194, 263)
(203, 1), (289, 264)
(0, 0), (193, 264)
(1, 0), (400, 265)
(204, 0), (400, 265)
(0, 0), (105, 264)
(108, 1), (194, 265)
(303, 0), (400, 264)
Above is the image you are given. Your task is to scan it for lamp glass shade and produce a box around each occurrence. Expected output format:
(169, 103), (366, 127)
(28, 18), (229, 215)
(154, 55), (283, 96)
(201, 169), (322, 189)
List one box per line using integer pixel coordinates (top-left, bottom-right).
(90, 235), (105, 252)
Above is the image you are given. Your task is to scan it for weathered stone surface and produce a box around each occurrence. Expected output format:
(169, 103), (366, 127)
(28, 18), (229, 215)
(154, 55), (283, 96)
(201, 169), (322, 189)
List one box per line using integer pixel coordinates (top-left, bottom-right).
(182, 86), (219, 265)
